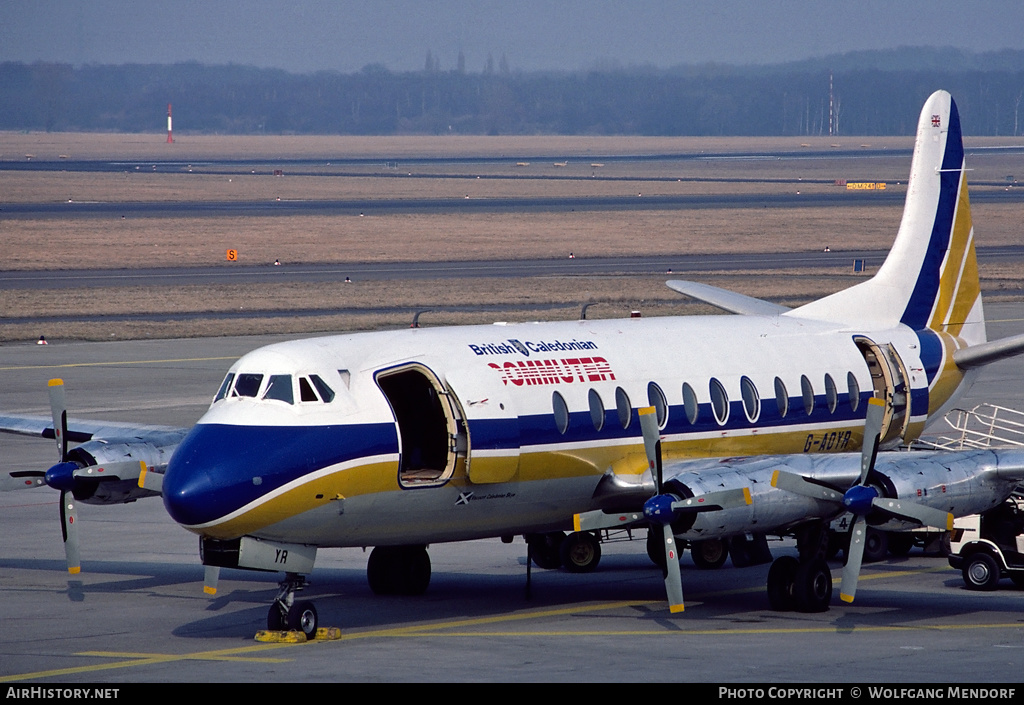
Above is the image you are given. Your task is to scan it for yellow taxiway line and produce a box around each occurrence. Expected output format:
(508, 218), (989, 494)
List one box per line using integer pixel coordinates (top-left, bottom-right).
(4, 575), (1021, 684)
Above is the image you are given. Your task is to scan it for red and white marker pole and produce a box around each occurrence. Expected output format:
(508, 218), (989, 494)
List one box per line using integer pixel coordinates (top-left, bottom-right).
(167, 103), (173, 144)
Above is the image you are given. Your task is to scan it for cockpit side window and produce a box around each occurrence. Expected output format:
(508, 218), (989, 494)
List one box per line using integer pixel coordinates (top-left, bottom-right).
(263, 375), (294, 404)
(232, 373), (264, 398)
(214, 373), (235, 402)
(310, 375), (335, 403)
(299, 377), (319, 402)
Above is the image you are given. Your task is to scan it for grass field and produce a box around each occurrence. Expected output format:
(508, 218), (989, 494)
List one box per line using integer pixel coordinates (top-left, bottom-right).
(2, 132), (1021, 342)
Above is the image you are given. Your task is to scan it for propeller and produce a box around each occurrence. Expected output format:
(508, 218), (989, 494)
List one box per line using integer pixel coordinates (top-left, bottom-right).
(47, 378), (80, 575)
(771, 397), (953, 603)
(575, 406), (752, 614)
(638, 407), (686, 613)
(43, 379), (144, 575)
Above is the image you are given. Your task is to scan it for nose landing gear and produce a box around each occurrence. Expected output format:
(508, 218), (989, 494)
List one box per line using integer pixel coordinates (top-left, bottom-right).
(267, 572), (319, 639)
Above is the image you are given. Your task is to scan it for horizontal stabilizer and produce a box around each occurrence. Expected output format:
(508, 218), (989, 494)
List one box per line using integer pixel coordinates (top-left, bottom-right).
(953, 333), (1024, 370)
(666, 280), (790, 316)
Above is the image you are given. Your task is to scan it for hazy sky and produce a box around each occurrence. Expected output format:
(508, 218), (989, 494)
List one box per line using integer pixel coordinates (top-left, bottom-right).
(3, 1), (1024, 74)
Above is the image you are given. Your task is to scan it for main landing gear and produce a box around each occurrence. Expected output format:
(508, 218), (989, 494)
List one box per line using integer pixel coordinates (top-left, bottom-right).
(267, 572), (319, 639)
(766, 522), (833, 613)
(526, 531), (603, 573)
(366, 545), (432, 595)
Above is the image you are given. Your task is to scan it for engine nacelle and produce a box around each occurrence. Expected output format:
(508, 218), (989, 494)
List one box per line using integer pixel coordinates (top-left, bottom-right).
(59, 432), (184, 504)
(663, 448), (1024, 540)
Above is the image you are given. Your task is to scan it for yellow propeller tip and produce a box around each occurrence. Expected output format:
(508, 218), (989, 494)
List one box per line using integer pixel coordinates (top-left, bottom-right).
(840, 593), (855, 603)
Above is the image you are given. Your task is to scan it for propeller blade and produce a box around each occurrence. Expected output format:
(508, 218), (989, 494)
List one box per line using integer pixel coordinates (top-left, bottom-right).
(638, 406), (662, 491)
(59, 490), (81, 575)
(771, 470), (844, 502)
(672, 486), (752, 513)
(870, 497), (954, 531)
(839, 515), (867, 603)
(139, 462), (163, 493)
(859, 397), (886, 485)
(661, 524), (685, 613)
(73, 459), (145, 483)
(204, 565), (220, 596)
(574, 509), (643, 532)
(48, 378), (68, 462)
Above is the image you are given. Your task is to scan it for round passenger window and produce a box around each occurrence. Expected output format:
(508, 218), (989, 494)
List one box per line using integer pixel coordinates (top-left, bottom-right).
(552, 391), (570, 435)
(709, 378), (729, 425)
(647, 382), (668, 428)
(801, 375), (815, 416)
(682, 383), (699, 424)
(588, 389), (605, 431)
(740, 376), (759, 422)
(847, 372), (861, 412)
(824, 374), (838, 414)
(774, 377), (789, 418)
(615, 387), (632, 429)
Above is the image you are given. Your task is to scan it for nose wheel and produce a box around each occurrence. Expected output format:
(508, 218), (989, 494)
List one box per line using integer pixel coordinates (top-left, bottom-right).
(267, 572), (319, 639)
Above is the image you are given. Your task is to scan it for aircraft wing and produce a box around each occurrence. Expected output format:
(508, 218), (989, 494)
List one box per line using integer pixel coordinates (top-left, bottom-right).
(0, 413), (186, 444)
(666, 280), (791, 316)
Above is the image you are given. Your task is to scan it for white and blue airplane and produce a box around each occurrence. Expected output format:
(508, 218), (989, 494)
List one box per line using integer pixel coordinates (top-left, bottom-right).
(5, 90), (1024, 638)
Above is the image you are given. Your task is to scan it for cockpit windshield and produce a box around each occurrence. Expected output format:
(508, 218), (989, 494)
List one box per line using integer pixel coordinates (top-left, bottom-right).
(232, 373), (264, 397)
(263, 375), (294, 404)
(212, 370), (337, 407)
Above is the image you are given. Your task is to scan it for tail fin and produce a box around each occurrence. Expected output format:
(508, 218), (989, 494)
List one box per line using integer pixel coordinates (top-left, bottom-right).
(791, 90), (985, 345)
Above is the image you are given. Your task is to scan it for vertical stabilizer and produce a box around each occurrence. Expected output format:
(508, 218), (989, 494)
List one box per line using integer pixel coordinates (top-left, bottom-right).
(791, 90), (984, 346)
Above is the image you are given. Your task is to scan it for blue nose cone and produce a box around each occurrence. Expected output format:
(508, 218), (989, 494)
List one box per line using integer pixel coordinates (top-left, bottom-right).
(162, 454), (216, 527)
(643, 494), (676, 526)
(44, 461), (79, 491)
(843, 484), (878, 516)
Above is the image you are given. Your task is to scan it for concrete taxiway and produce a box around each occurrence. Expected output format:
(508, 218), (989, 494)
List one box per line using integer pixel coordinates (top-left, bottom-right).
(2, 307), (1024, 683)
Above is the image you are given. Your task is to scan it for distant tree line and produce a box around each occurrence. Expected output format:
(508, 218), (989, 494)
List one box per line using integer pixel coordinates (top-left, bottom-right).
(2, 48), (1023, 136)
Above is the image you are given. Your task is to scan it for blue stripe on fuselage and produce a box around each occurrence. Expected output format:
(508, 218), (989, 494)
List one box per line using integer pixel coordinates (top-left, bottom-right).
(165, 389), (871, 528)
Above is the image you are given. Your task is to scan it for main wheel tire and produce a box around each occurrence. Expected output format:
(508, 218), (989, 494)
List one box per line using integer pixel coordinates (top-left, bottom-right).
(560, 531), (601, 573)
(691, 538), (728, 569)
(766, 556), (799, 612)
(399, 545), (431, 595)
(286, 600), (318, 640)
(529, 532), (565, 570)
(367, 546), (399, 595)
(962, 551), (1001, 591)
(267, 604), (286, 631)
(646, 529), (667, 570)
(367, 545), (432, 595)
(862, 528), (888, 563)
(793, 558), (833, 613)
(887, 533), (914, 557)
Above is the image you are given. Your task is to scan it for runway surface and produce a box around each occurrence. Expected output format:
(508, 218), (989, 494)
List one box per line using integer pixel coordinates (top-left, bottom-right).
(7, 246), (1024, 291)
(2, 305), (1024, 683)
